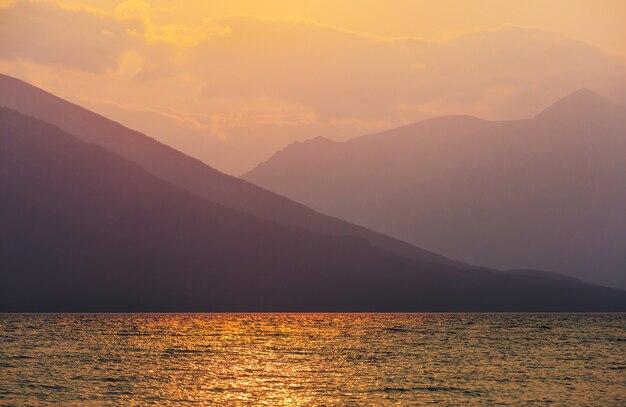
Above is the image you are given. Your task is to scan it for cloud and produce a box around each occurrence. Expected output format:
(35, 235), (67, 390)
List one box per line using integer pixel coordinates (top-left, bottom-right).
(0, 0), (144, 72)
(191, 16), (430, 121)
(114, 0), (231, 47)
(402, 26), (626, 118)
(192, 18), (626, 122)
(0, 0), (226, 74)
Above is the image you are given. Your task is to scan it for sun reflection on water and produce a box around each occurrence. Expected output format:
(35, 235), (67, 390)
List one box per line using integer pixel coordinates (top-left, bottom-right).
(1, 313), (625, 405)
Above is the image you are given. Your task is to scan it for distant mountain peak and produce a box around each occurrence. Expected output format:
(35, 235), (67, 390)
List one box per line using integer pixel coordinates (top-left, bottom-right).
(307, 136), (334, 144)
(282, 136), (335, 153)
(556, 88), (606, 105)
(535, 88), (616, 120)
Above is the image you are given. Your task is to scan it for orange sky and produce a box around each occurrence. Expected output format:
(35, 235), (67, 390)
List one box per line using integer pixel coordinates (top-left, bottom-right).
(1, 0), (625, 174)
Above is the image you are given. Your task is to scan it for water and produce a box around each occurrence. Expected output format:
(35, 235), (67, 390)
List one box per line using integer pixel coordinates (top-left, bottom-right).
(1, 314), (624, 406)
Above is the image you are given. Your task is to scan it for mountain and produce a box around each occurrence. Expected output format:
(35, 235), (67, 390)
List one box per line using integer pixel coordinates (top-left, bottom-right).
(2, 107), (626, 311)
(0, 73), (463, 269)
(244, 90), (626, 289)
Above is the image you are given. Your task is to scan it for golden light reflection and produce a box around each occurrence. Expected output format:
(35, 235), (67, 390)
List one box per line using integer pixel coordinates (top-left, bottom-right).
(2, 314), (623, 405)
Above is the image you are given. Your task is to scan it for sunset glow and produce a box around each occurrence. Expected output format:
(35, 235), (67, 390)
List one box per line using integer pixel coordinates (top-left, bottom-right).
(1, 0), (625, 174)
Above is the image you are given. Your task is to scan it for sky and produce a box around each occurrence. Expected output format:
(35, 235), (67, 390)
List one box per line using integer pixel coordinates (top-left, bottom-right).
(1, 0), (626, 174)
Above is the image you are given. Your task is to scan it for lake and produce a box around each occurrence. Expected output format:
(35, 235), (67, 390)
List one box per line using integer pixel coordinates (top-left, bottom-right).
(1, 313), (624, 405)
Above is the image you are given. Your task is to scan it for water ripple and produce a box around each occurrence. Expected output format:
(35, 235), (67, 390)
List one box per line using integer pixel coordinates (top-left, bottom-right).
(0, 313), (624, 405)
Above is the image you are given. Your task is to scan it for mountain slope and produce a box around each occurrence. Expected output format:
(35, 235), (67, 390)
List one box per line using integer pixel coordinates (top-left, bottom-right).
(244, 90), (626, 288)
(2, 107), (626, 311)
(0, 73), (463, 269)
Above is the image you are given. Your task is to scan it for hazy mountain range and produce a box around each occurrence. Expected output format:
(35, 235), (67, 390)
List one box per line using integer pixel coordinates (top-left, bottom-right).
(1, 74), (625, 311)
(245, 89), (626, 289)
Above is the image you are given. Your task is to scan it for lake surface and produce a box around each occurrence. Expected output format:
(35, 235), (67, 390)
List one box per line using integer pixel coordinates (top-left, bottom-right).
(1, 313), (624, 405)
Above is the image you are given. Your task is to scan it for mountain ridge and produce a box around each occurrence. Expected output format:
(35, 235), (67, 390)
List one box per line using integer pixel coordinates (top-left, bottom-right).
(4, 107), (625, 311)
(0, 73), (464, 269)
(244, 89), (626, 288)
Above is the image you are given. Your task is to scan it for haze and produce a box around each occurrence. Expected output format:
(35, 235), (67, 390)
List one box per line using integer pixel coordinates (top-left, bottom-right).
(1, 0), (626, 174)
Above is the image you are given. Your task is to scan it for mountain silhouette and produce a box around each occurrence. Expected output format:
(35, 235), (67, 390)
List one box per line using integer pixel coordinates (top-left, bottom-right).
(0, 73), (464, 269)
(2, 107), (626, 311)
(244, 89), (626, 288)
